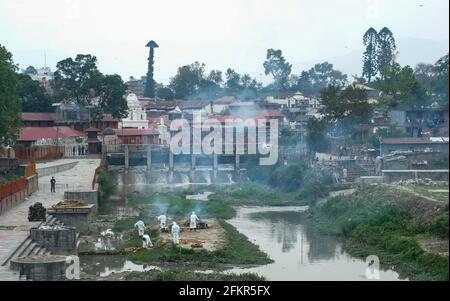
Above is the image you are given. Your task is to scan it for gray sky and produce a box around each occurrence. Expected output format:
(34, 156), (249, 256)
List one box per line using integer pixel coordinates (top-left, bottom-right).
(1, 0), (448, 85)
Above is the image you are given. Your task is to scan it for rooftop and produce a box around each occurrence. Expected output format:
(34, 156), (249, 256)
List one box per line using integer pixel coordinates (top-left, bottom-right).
(19, 126), (85, 141)
(114, 128), (159, 136)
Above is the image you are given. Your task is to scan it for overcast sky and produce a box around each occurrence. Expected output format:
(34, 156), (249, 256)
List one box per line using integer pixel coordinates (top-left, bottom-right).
(1, 0), (448, 84)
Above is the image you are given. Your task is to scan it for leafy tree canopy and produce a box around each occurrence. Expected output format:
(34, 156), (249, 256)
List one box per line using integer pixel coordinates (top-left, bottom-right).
(375, 62), (426, 108)
(0, 45), (21, 146)
(263, 48), (292, 91)
(52, 54), (128, 119)
(17, 73), (54, 112)
(296, 62), (348, 96)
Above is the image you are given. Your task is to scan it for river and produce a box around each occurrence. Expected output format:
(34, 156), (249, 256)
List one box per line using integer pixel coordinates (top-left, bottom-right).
(80, 204), (404, 280)
(226, 206), (403, 281)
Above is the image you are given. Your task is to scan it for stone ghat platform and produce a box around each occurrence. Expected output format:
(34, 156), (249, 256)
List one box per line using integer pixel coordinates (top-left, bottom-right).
(47, 204), (96, 234)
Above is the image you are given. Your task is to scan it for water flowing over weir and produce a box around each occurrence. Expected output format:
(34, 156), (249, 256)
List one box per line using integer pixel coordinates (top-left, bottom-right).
(105, 144), (251, 194)
(109, 166), (247, 194)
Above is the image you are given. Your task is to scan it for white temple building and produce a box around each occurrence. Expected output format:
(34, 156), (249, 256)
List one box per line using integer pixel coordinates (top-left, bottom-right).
(121, 93), (148, 129)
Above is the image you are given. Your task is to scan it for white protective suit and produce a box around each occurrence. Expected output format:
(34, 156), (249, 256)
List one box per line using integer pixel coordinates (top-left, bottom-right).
(134, 220), (145, 237)
(157, 214), (167, 228)
(171, 222), (180, 245)
(190, 211), (199, 229)
(142, 234), (153, 248)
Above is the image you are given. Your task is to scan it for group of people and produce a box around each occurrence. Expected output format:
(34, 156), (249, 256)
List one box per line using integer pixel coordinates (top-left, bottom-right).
(134, 211), (201, 248)
(71, 144), (88, 157)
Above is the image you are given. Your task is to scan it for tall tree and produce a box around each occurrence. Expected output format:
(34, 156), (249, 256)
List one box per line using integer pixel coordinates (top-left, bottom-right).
(53, 54), (128, 119)
(362, 27), (379, 83)
(263, 49), (292, 90)
(143, 40), (159, 98)
(17, 73), (54, 112)
(433, 53), (449, 107)
(0, 45), (21, 146)
(225, 68), (242, 95)
(377, 27), (397, 74)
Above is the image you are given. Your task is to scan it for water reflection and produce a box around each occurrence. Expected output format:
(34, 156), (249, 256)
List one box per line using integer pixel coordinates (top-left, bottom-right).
(228, 207), (403, 281)
(80, 255), (160, 277)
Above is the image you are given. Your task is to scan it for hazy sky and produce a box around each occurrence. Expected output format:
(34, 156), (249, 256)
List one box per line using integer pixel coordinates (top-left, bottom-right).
(1, 0), (448, 84)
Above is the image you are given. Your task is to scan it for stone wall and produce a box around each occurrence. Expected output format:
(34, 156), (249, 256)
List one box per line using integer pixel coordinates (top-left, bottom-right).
(0, 175), (38, 215)
(382, 169), (449, 183)
(36, 161), (78, 177)
(30, 226), (77, 255)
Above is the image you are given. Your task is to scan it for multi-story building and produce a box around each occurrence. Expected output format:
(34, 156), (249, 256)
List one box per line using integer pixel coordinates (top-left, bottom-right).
(126, 76), (146, 97)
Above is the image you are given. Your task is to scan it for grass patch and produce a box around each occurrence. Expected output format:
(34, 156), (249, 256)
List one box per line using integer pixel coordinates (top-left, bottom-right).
(209, 183), (306, 206)
(124, 270), (265, 281)
(127, 220), (273, 266)
(128, 193), (236, 220)
(311, 186), (449, 281)
(405, 183), (449, 203)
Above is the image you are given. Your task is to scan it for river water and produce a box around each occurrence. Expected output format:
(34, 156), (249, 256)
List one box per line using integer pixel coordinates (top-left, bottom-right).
(80, 204), (404, 280)
(226, 206), (403, 281)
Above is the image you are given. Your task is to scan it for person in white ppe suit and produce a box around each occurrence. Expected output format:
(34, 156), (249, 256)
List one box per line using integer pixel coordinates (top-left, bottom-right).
(134, 220), (145, 237)
(190, 211), (199, 231)
(157, 214), (167, 229)
(171, 222), (180, 245)
(142, 234), (153, 248)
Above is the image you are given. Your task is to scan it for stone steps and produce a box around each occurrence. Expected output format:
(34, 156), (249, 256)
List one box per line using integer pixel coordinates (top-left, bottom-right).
(1, 215), (63, 269)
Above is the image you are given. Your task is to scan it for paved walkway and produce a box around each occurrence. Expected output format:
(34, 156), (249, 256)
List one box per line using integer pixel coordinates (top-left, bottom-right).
(0, 158), (100, 280)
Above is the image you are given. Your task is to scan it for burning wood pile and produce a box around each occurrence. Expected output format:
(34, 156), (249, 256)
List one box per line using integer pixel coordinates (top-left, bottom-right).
(51, 200), (90, 208)
(28, 202), (46, 221)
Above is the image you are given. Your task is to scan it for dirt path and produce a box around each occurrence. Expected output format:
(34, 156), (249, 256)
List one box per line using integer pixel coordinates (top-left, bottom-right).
(387, 184), (442, 203)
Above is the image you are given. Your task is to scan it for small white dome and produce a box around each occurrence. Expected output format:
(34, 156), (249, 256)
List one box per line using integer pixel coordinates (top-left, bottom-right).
(126, 93), (140, 108)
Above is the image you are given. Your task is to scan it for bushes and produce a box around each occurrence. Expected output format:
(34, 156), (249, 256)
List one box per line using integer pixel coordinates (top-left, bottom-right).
(313, 189), (449, 280)
(270, 160), (305, 192)
(96, 170), (116, 202)
(430, 215), (449, 239)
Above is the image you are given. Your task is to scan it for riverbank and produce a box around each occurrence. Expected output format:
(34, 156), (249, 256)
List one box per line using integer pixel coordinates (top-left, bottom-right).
(310, 184), (449, 281)
(79, 193), (272, 271)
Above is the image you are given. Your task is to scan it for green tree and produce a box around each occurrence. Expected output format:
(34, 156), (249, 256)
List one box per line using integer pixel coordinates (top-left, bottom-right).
(306, 117), (329, 154)
(156, 87), (175, 100)
(53, 54), (128, 119)
(263, 49), (292, 90)
(225, 68), (242, 95)
(0, 45), (21, 146)
(433, 54), (449, 107)
(375, 63), (426, 108)
(296, 62), (347, 96)
(414, 63), (436, 96)
(320, 85), (372, 124)
(96, 74), (128, 119)
(24, 65), (37, 75)
(362, 27), (379, 83)
(377, 27), (397, 74)
(169, 62), (205, 99)
(17, 73), (53, 112)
